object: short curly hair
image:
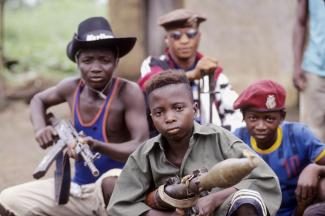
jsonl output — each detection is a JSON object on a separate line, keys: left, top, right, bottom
{"left": 144, "top": 70, "right": 193, "bottom": 100}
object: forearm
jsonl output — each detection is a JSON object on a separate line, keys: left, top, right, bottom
{"left": 185, "top": 69, "right": 197, "bottom": 81}
{"left": 29, "top": 94, "right": 48, "bottom": 132}
{"left": 312, "top": 163, "right": 325, "bottom": 177}
{"left": 209, "top": 187, "right": 237, "bottom": 209}
{"left": 293, "top": 0, "right": 308, "bottom": 72}
{"left": 92, "top": 139, "right": 145, "bottom": 162}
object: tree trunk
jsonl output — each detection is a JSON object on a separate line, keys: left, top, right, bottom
{"left": 0, "top": 0, "right": 7, "bottom": 111}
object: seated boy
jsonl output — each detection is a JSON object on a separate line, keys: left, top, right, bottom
{"left": 233, "top": 80, "right": 325, "bottom": 216}
{"left": 107, "top": 71, "right": 281, "bottom": 216}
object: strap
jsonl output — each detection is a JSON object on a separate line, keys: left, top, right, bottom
{"left": 157, "top": 185, "right": 198, "bottom": 209}
{"left": 54, "top": 152, "right": 71, "bottom": 205}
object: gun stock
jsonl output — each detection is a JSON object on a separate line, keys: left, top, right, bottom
{"left": 33, "top": 139, "right": 67, "bottom": 179}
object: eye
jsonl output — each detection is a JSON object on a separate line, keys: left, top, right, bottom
{"left": 247, "top": 115, "right": 257, "bottom": 122}
{"left": 81, "top": 58, "right": 92, "bottom": 64}
{"left": 186, "top": 29, "right": 198, "bottom": 39}
{"left": 100, "top": 57, "right": 113, "bottom": 64}
{"left": 152, "top": 110, "right": 163, "bottom": 118}
{"left": 175, "top": 104, "right": 184, "bottom": 112}
{"left": 169, "top": 31, "right": 182, "bottom": 40}
{"left": 265, "top": 116, "right": 276, "bottom": 123}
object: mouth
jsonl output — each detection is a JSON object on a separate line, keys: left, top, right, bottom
{"left": 166, "top": 127, "right": 180, "bottom": 134}
{"left": 178, "top": 47, "right": 192, "bottom": 52}
{"left": 253, "top": 133, "right": 268, "bottom": 140}
{"left": 89, "top": 76, "right": 104, "bottom": 83}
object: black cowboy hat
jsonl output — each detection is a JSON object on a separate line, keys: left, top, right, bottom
{"left": 66, "top": 16, "right": 136, "bottom": 62}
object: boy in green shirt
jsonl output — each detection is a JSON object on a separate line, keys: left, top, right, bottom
{"left": 107, "top": 71, "right": 281, "bottom": 216}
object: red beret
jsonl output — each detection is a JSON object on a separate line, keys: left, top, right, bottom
{"left": 234, "top": 80, "right": 286, "bottom": 111}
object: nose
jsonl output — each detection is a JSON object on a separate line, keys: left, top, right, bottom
{"left": 164, "top": 111, "right": 176, "bottom": 124}
{"left": 90, "top": 61, "right": 102, "bottom": 73}
{"left": 179, "top": 33, "right": 190, "bottom": 43}
{"left": 255, "top": 120, "right": 267, "bottom": 130}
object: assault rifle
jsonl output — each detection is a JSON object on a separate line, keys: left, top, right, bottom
{"left": 32, "top": 113, "right": 100, "bottom": 204}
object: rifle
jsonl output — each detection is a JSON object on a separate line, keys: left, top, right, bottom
{"left": 32, "top": 112, "right": 100, "bottom": 204}
{"left": 145, "top": 150, "right": 260, "bottom": 215}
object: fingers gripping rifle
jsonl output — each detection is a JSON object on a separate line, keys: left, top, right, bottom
{"left": 33, "top": 113, "right": 100, "bottom": 179}
{"left": 145, "top": 150, "right": 261, "bottom": 215}
{"left": 32, "top": 113, "right": 100, "bottom": 204}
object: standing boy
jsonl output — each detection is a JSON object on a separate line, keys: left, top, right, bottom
{"left": 108, "top": 71, "right": 281, "bottom": 216}
{"left": 233, "top": 80, "right": 325, "bottom": 216}
{"left": 0, "top": 17, "right": 149, "bottom": 215}
{"left": 138, "top": 9, "right": 243, "bottom": 135}
{"left": 293, "top": 0, "right": 325, "bottom": 143}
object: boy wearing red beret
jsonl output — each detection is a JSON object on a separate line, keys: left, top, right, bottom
{"left": 233, "top": 80, "right": 325, "bottom": 216}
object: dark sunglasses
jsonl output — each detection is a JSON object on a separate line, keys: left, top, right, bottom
{"left": 169, "top": 28, "right": 199, "bottom": 40}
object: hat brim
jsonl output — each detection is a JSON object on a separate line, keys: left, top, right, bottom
{"left": 67, "top": 37, "right": 136, "bottom": 62}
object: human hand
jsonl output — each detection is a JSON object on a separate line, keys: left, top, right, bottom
{"left": 173, "top": 208, "right": 185, "bottom": 216}
{"left": 293, "top": 68, "right": 307, "bottom": 91}
{"left": 35, "top": 126, "right": 57, "bottom": 149}
{"left": 67, "top": 133, "right": 96, "bottom": 160}
{"left": 295, "top": 164, "right": 319, "bottom": 203}
{"left": 189, "top": 56, "right": 218, "bottom": 80}
{"left": 191, "top": 193, "right": 219, "bottom": 216}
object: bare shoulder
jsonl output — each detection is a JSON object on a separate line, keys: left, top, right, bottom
{"left": 55, "top": 76, "right": 80, "bottom": 97}
{"left": 117, "top": 77, "right": 142, "bottom": 95}
{"left": 116, "top": 77, "right": 144, "bottom": 103}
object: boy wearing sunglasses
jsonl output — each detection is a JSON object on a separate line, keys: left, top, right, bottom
{"left": 138, "top": 9, "right": 244, "bottom": 137}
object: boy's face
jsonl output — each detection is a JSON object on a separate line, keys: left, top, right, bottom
{"left": 149, "top": 84, "right": 197, "bottom": 142}
{"left": 244, "top": 111, "right": 284, "bottom": 145}
{"left": 165, "top": 27, "right": 200, "bottom": 60}
{"left": 77, "top": 48, "right": 117, "bottom": 90}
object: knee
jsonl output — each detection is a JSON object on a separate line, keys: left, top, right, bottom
{"left": 303, "top": 203, "right": 325, "bottom": 216}
{"left": 234, "top": 204, "right": 258, "bottom": 216}
{"left": 101, "top": 176, "right": 118, "bottom": 205}
{"left": 0, "top": 187, "right": 17, "bottom": 215}
{"left": 0, "top": 188, "right": 16, "bottom": 207}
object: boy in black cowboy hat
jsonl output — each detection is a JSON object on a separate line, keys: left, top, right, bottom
{"left": 138, "top": 8, "right": 244, "bottom": 137}
{"left": 0, "top": 16, "right": 149, "bottom": 215}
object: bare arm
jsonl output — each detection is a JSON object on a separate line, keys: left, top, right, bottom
{"left": 30, "top": 77, "right": 77, "bottom": 148}
{"left": 293, "top": 0, "right": 308, "bottom": 90}
{"left": 87, "top": 81, "right": 149, "bottom": 162}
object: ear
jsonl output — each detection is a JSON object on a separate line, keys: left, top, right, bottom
{"left": 193, "top": 102, "right": 198, "bottom": 118}
{"left": 115, "top": 58, "right": 119, "bottom": 66}
{"left": 280, "top": 110, "right": 286, "bottom": 122}
{"left": 164, "top": 35, "right": 169, "bottom": 47}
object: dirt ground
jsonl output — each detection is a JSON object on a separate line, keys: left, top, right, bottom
{"left": 0, "top": 101, "right": 299, "bottom": 192}
{"left": 0, "top": 101, "right": 70, "bottom": 191}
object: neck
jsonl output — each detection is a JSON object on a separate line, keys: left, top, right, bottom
{"left": 84, "top": 79, "right": 112, "bottom": 100}
{"left": 166, "top": 132, "right": 191, "bottom": 156}
{"left": 256, "top": 133, "right": 277, "bottom": 150}
{"left": 170, "top": 52, "right": 196, "bottom": 70}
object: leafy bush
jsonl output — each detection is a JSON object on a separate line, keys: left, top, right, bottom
{"left": 4, "top": 0, "right": 107, "bottom": 78}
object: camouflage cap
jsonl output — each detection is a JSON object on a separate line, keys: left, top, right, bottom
{"left": 158, "top": 8, "right": 206, "bottom": 29}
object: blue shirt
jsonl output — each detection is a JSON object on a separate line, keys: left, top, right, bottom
{"left": 234, "top": 121, "right": 325, "bottom": 216}
{"left": 72, "top": 78, "right": 124, "bottom": 185}
{"left": 302, "top": 0, "right": 325, "bottom": 76}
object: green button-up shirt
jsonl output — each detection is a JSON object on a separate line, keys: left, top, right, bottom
{"left": 107, "top": 122, "right": 281, "bottom": 216}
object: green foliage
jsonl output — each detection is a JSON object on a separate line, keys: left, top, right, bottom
{"left": 4, "top": 0, "right": 107, "bottom": 78}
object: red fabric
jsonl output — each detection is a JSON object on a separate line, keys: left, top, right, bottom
{"left": 233, "top": 80, "right": 286, "bottom": 111}
{"left": 138, "top": 66, "right": 163, "bottom": 90}
{"left": 137, "top": 51, "right": 223, "bottom": 91}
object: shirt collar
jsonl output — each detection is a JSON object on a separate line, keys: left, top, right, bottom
{"left": 148, "top": 122, "right": 217, "bottom": 152}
